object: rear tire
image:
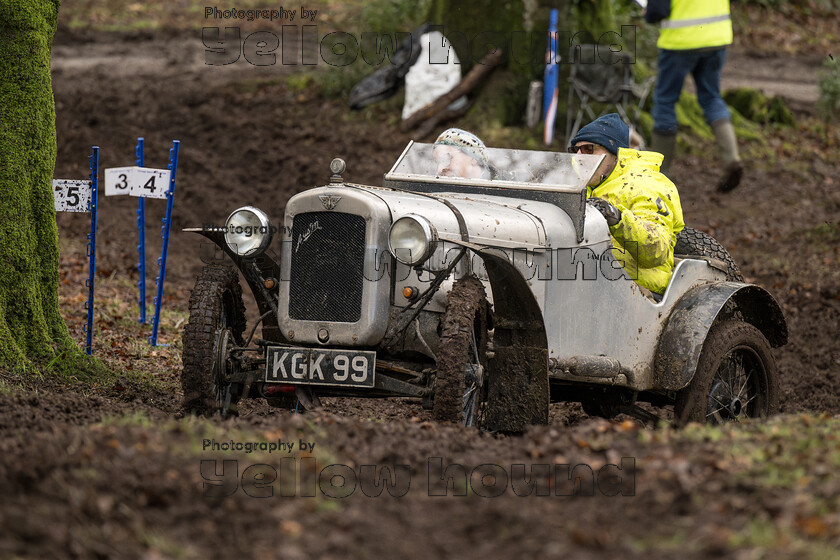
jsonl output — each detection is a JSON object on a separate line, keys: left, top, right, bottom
{"left": 674, "top": 320, "right": 778, "bottom": 425}
{"left": 675, "top": 226, "right": 744, "bottom": 282}
{"left": 181, "top": 265, "right": 247, "bottom": 415}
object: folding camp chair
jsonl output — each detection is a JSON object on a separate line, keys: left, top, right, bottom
{"left": 565, "top": 43, "right": 654, "bottom": 149}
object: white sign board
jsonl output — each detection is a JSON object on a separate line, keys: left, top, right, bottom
{"left": 133, "top": 167, "right": 170, "bottom": 199}
{"left": 104, "top": 166, "right": 171, "bottom": 199}
{"left": 104, "top": 166, "right": 135, "bottom": 197}
{"left": 53, "top": 179, "right": 92, "bottom": 212}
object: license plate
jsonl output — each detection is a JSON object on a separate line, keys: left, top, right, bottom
{"left": 265, "top": 347, "right": 376, "bottom": 388}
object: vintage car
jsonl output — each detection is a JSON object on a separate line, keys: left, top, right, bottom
{"left": 181, "top": 142, "right": 787, "bottom": 431}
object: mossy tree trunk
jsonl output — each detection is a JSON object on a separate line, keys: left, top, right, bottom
{"left": 425, "top": 0, "right": 616, "bottom": 125}
{"left": 0, "top": 0, "right": 72, "bottom": 369}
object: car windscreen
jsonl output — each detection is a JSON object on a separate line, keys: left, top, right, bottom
{"left": 384, "top": 141, "right": 603, "bottom": 192}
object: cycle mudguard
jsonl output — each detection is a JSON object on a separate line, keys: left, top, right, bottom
{"left": 654, "top": 282, "right": 788, "bottom": 391}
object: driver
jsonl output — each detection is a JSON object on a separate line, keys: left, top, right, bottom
{"left": 433, "top": 128, "right": 491, "bottom": 180}
{"left": 569, "top": 113, "right": 685, "bottom": 296}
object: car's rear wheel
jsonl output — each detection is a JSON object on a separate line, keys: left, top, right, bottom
{"left": 674, "top": 320, "right": 779, "bottom": 425}
{"left": 433, "top": 276, "right": 490, "bottom": 427}
{"left": 181, "top": 264, "right": 247, "bottom": 417}
{"left": 675, "top": 226, "right": 744, "bottom": 282}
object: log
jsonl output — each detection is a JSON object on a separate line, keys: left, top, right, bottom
{"left": 414, "top": 100, "right": 474, "bottom": 139}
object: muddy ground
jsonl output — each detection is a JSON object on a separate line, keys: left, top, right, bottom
{"left": 2, "top": 5, "right": 840, "bottom": 559}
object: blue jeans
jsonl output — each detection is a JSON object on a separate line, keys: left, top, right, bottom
{"left": 652, "top": 48, "right": 731, "bottom": 135}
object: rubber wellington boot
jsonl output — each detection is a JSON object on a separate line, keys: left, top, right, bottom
{"left": 712, "top": 118, "right": 744, "bottom": 192}
{"left": 650, "top": 131, "right": 677, "bottom": 177}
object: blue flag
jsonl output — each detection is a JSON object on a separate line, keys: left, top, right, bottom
{"left": 543, "top": 9, "right": 560, "bottom": 145}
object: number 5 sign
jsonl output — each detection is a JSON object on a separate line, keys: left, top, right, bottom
{"left": 53, "top": 146, "right": 100, "bottom": 355}
{"left": 53, "top": 179, "right": 92, "bottom": 212}
{"left": 104, "top": 166, "right": 171, "bottom": 199}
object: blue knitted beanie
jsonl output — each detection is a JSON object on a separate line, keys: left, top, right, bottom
{"left": 569, "top": 113, "right": 630, "bottom": 155}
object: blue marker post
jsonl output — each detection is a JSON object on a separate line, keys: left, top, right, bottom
{"left": 83, "top": 147, "right": 100, "bottom": 355}
{"left": 136, "top": 138, "right": 147, "bottom": 324}
{"left": 149, "top": 140, "right": 179, "bottom": 347}
{"left": 543, "top": 9, "right": 559, "bottom": 145}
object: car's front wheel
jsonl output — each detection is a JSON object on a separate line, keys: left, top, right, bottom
{"left": 674, "top": 320, "right": 779, "bottom": 425}
{"left": 181, "top": 264, "right": 247, "bottom": 417}
{"left": 433, "top": 276, "right": 491, "bottom": 427}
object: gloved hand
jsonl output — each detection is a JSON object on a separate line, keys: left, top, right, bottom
{"left": 587, "top": 197, "right": 622, "bottom": 226}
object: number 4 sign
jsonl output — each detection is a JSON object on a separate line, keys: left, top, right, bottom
{"left": 136, "top": 168, "right": 169, "bottom": 198}
{"left": 104, "top": 166, "right": 171, "bottom": 199}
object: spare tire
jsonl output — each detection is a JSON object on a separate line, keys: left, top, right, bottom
{"left": 674, "top": 226, "right": 744, "bottom": 282}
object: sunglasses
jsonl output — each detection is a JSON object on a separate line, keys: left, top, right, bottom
{"left": 568, "top": 144, "right": 597, "bottom": 155}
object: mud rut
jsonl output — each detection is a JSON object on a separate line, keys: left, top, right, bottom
{"left": 2, "top": 30, "right": 837, "bottom": 558}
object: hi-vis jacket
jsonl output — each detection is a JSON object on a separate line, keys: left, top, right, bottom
{"left": 588, "top": 148, "right": 685, "bottom": 295}
{"left": 646, "top": 0, "right": 733, "bottom": 51}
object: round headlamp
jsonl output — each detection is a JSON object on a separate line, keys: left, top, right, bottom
{"left": 224, "top": 206, "right": 273, "bottom": 256}
{"left": 388, "top": 215, "right": 437, "bottom": 266}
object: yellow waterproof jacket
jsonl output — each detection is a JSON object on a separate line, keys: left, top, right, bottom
{"left": 588, "top": 148, "right": 685, "bottom": 294}
{"left": 658, "top": 0, "right": 733, "bottom": 51}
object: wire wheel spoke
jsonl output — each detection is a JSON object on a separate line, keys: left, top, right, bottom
{"left": 706, "top": 406, "right": 726, "bottom": 419}
{"left": 725, "top": 354, "right": 741, "bottom": 399}
{"left": 740, "top": 392, "right": 758, "bottom": 416}
{"left": 708, "top": 346, "right": 766, "bottom": 422}
{"left": 706, "top": 392, "right": 729, "bottom": 417}
{"left": 462, "top": 329, "right": 483, "bottom": 427}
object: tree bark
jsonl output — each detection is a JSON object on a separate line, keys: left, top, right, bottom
{"left": 424, "top": 0, "right": 616, "bottom": 74}
{"left": 0, "top": 0, "right": 72, "bottom": 369}
{"left": 424, "top": 0, "right": 618, "bottom": 126}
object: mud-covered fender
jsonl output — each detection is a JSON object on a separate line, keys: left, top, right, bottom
{"left": 184, "top": 228, "right": 284, "bottom": 341}
{"left": 465, "top": 243, "right": 549, "bottom": 431}
{"left": 654, "top": 282, "right": 788, "bottom": 391}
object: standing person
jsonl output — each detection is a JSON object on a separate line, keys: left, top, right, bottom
{"left": 645, "top": 0, "right": 743, "bottom": 192}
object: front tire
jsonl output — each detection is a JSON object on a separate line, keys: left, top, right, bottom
{"left": 181, "top": 265, "right": 247, "bottom": 416}
{"left": 674, "top": 320, "right": 779, "bottom": 425}
{"left": 433, "top": 277, "right": 490, "bottom": 427}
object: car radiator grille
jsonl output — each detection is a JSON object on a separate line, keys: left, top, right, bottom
{"left": 289, "top": 211, "right": 366, "bottom": 323}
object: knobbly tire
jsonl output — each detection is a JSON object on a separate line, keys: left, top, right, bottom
{"left": 181, "top": 264, "right": 247, "bottom": 416}
{"left": 433, "top": 276, "right": 490, "bottom": 427}
{"left": 674, "top": 320, "right": 779, "bottom": 425}
{"left": 675, "top": 226, "right": 744, "bottom": 282}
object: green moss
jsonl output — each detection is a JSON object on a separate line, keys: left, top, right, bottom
{"left": 468, "top": 70, "right": 533, "bottom": 127}
{"left": 723, "top": 87, "right": 796, "bottom": 127}
{"left": 570, "top": 0, "right": 617, "bottom": 41}
{"left": 286, "top": 73, "right": 315, "bottom": 92}
{"left": 0, "top": 0, "right": 75, "bottom": 370}
{"left": 818, "top": 54, "right": 840, "bottom": 122}
{"left": 427, "top": 0, "right": 527, "bottom": 71}
{"left": 361, "top": 0, "right": 431, "bottom": 34}
{"left": 674, "top": 92, "right": 714, "bottom": 140}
